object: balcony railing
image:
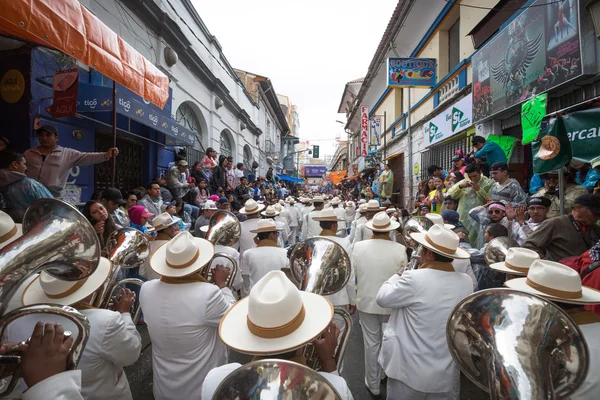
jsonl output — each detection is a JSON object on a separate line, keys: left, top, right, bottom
{"left": 438, "top": 75, "right": 459, "bottom": 105}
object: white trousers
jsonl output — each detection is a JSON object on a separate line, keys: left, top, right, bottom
{"left": 289, "top": 226, "right": 298, "bottom": 245}
{"left": 358, "top": 311, "right": 389, "bottom": 393}
{"left": 387, "top": 378, "right": 458, "bottom": 400}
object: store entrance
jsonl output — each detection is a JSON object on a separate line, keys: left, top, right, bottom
{"left": 389, "top": 153, "right": 405, "bottom": 207}
{"left": 94, "top": 130, "right": 144, "bottom": 194}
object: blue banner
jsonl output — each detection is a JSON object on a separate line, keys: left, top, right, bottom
{"left": 304, "top": 165, "right": 326, "bottom": 177}
{"left": 387, "top": 58, "right": 436, "bottom": 88}
{"left": 76, "top": 83, "right": 195, "bottom": 146}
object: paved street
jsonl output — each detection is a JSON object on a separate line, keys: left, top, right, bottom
{"left": 126, "top": 313, "right": 487, "bottom": 399}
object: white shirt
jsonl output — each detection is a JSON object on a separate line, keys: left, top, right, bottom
{"left": 234, "top": 169, "right": 244, "bottom": 185}
{"left": 351, "top": 223, "right": 396, "bottom": 248}
{"left": 452, "top": 258, "right": 478, "bottom": 291}
{"left": 347, "top": 216, "right": 366, "bottom": 244}
{"left": 142, "top": 239, "right": 168, "bottom": 281}
{"left": 139, "top": 280, "right": 236, "bottom": 400}
{"left": 353, "top": 239, "right": 407, "bottom": 315}
{"left": 376, "top": 267, "right": 473, "bottom": 393}
{"left": 572, "top": 321, "right": 600, "bottom": 399}
{"left": 201, "top": 363, "right": 354, "bottom": 400}
{"left": 333, "top": 206, "right": 347, "bottom": 231}
{"left": 22, "top": 371, "right": 83, "bottom": 400}
{"left": 214, "top": 244, "right": 242, "bottom": 290}
{"left": 243, "top": 244, "right": 289, "bottom": 291}
{"left": 239, "top": 217, "right": 261, "bottom": 276}
{"left": 315, "top": 235, "right": 356, "bottom": 307}
{"left": 302, "top": 210, "right": 323, "bottom": 240}
{"left": 285, "top": 205, "right": 301, "bottom": 227}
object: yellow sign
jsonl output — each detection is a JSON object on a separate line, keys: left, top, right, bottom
{"left": 413, "top": 162, "right": 419, "bottom": 175}
{"left": 1, "top": 70, "right": 25, "bottom": 104}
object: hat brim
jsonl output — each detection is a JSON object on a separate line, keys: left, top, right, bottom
{"left": 239, "top": 203, "right": 266, "bottom": 215}
{"left": 1, "top": 223, "right": 23, "bottom": 247}
{"left": 261, "top": 211, "right": 281, "bottom": 217}
{"left": 22, "top": 258, "right": 112, "bottom": 306}
{"left": 249, "top": 226, "right": 284, "bottom": 233}
{"left": 364, "top": 219, "right": 400, "bottom": 232}
{"left": 142, "top": 212, "right": 155, "bottom": 219}
{"left": 409, "top": 232, "right": 470, "bottom": 259}
{"left": 219, "top": 293, "right": 333, "bottom": 355}
{"left": 154, "top": 218, "right": 178, "bottom": 231}
{"left": 505, "top": 278, "right": 600, "bottom": 305}
{"left": 444, "top": 223, "right": 455, "bottom": 230}
{"left": 312, "top": 216, "right": 344, "bottom": 222}
{"left": 489, "top": 262, "right": 528, "bottom": 276}
{"left": 150, "top": 237, "right": 215, "bottom": 277}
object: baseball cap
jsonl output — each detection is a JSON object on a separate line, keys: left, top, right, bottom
{"left": 209, "top": 195, "right": 220, "bottom": 202}
{"left": 141, "top": 208, "right": 154, "bottom": 219}
{"left": 527, "top": 196, "right": 551, "bottom": 208}
{"left": 575, "top": 194, "right": 600, "bottom": 214}
{"left": 490, "top": 162, "right": 510, "bottom": 171}
{"left": 452, "top": 155, "right": 463, "bottom": 162}
{"left": 218, "top": 197, "right": 229, "bottom": 204}
{"left": 101, "top": 188, "right": 125, "bottom": 205}
{"left": 177, "top": 160, "right": 189, "bottom": 167}
{"left": 36, "top": 125, "right": 58, "bottom": 136}
{"left": 441, "top": 210, "right": 460, "bottom": 225}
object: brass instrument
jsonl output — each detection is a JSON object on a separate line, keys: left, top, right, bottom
{"left": 403, "top": 217, "right": 434, "bottom": 271}
{"left": 200, "top": 253, "right": 239, "bottom": 289}
{"left": 447, "top": 288, "right": 589, "bottom": 399}
{"left": 0, "top": 199, "right": 99, "bottom": 395}
{"left": 288, "top": 238, "right": 352, "bottom": 370}
{"left": 202, "top": 211, "right": 241, "bottom": 289}
{"left": 484, "top": 237, "right": 519, "bottom": 266}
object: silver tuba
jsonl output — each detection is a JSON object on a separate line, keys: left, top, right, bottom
{"left": 201, "top": 211, "right": 241, "bottom": 289}
{"left": 288, "top": 238, "right": 352, "bottom": 371}
{"left": 402, "top": 217, "right": 434, "bottom": 270}
{"left": 0, "top": 199, "right": 99, "bottom": 394}
{"left": 484, "top": 237, "right": 520, "bottom": 266}
{"left": 446, "top": 288, "right": 589, "bottom": 399}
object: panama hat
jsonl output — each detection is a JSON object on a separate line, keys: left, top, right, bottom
{"left": 150, "top": 231, "right": 215, "bottom": 278}
{"left": 250, "top": 219, "right": 283, "bottom": 234}
{"left": 203, "top": 200, "right": 218, "bottom": 211}
{"left": 425, "top": 213, "right": 455, "bottom": 230}
{"left": 346, "top": 201, "right": 355, "bottom": 208}
{"left": 358, "top": 203, "right": 368, "bottom": 214}
{"left": 289, "top": 198, "right": 296, "bottom": 204}
{"left": 239, "top": 199, "right": 266, "bottom": 215}
{"left": 0, "top": 211, "right": 23, "bottom": 248}
{"left": 505, "top": 260, "right": 600, "bottom": 304}
{"left": 313, "top": 209, "right": 343, "bottom": 222}
{"left": 410, "top": 224, "right": 470, "bottom": 259}
{"left": 365, "top": 211, "right": 400, "bottom": 232}
{"left": 311, "top": 195, "right": 325, "bottom": 203}
{"left": 274, "top": 204, "right": 283, "bottom": 212}
{"left": 22, "top": 257, "right": 112, "bottom": 306}
{"left": 330, "top": 197, "right": 341, "bottom": 205}
{"left": 219, "top": 270, "right": 333, "bottom": 355}
{"left": 261, "top": 206, "right": 280, "bottom": 217}
{"left": 151, "top": 212, "right": 179, "bottom": 232}
{"left": 489, "top": 248, "right": 540, "bottom": 276}
{"left": 365, "top": 199, "right": 385, "bottom": 212}
{"left": 358, "top": 199, "right": 367, "bottom": 205}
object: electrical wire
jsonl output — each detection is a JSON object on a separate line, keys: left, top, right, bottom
{"left": 444, "top": 0, "right": 564, "bottom": 11}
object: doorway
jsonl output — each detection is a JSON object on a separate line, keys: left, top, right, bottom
{"left": 95, "top": 130, "right": 144, "bottom": 194}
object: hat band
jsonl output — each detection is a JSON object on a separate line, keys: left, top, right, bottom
{"left": 153, "top": 222, "right": 172, "bottom": 231}
{"left": 254, "top": 227, "right": 278, "bottom": 233}
{"left": 505, "top": 261, "right": 529, "bottom": 273}
{"left": 245, "top": 205, "right": 259, "bottom": 213}
{"left": 0, "top": 225, "right": 18, "bottom": 244}
{"left": 424, "top": 235, "right": 456, "bottom": 254}
{"left": 372, "top": 221, "right": 391, "bottom": 229}
{"left": 166, "top": 249, "right": 200, "bottom": 269}
{"left": 247, "top": 305, "right": 306, "bottom": 339}
{"left": 526, "top": 278, "right": 582, "bottom": 299}
{"left": 45, "top": 278, "right": 89, "bottom": 299}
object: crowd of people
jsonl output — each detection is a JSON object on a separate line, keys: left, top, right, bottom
{"left": 0, "top": 128, "right": 599, "bottom": 399}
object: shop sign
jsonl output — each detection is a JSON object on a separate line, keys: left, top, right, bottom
{"left": 472, "top": 0, "right": 583, "bottom": 123}
{"left": 46, "top": 68, "right": 79, "bottom": 118}
{"left": 423, "top": 93, "right": 473, "bottom": 147}
{"left": 360, "top": 105, "right": 369, "bottom": 156}
{"left": 370, "top": 116, "right": 381, "bottom": 146}
{"left": 387, "top": 58, "right": 436, "bottom": 88}
{"left": 1, "top": 69, "right": 25, "bottom": 104}
{"left": 304, "top": 165, "right": 327, "bottom": 177}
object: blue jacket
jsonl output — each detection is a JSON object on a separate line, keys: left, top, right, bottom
{"left": 0, "top": 170, "right": 53, "bottom": 220}
{"left": 474, "top": 141, "right": 507, "bottom": 167}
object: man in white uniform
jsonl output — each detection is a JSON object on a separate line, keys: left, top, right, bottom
{"left": 141, "top": 212, "right": 180, "bottom": 280}
{"left": 238, "top": 199, "right": 266, "bottom": 296}
{"left": 377, "top": 224, "right": 473, "bottom": 399}
{"left": 286, "top": 198, "right": 301, "bottom": 245}
{"left": 348, "top": 204, "right": 367, "bottom": 244}
{"left": 345, "top": 201, "right": 356, "bottom": 234}
{"left": 243, "top": 219, "right": 288, "bottom": 291}
{"left": 352, "top": 199, "right": 388, "bottom": 247}
{"left": 139, "top": 232, "right": 235, "bottom": 400}
{"left": 353, "top": 212, "right": 407, "bottom": 397}
{"left": 202, "top": 270, "right": 354, "bottom": 399}
{"left": 330, "top": 197, "right": 347, "bottom": 237}
{"left": 302, "top": 195, "right": 325, "bottom": 240}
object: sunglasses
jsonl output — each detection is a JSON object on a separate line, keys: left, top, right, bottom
{"left": 488, "top": 209, "right": 504, "bottom": 215}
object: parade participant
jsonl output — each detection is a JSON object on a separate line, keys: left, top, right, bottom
{"left": 193, "top": 200, "right": 217, "bottom": 236}
{"left": 351, "top": 199, "right": 389, "bottom": 247}
{"left": 301, "top": 197, "right": 313, "bottom": 218}
{"left": 347, "top": 203, "right": 367, "bottom": 244}
{"left": 354, "top": 198, "right": 367, "bottom": 220}
{"left": 284, "top": 197, "right": 301, "bottom": 245}
{"left": 203, "top": 270, "right": 353, "bottom": 399}
{"left": 489, "top": 162, "right": 527, "bottom": 206}
{"left": 472, "top": 135, "right": 506, "bottom": 168}
{"left": 238, "top": 199, "right": 266, "bottom": 295}
{"left": 353, "top": 212, "right": 407, "bottom": 397}
{"left": 14, "top": 257, "right": 141, "bottom": 400}
{"left": 505, "top": 260, "right": 600, "bottom": 399}
{"left": 139, "top": 181, "right": 163, "bottom": 220}
{"left": 330, "top": 197, "right": 347, "bottom": 237}
{"left": 274, "top": 203, "right": 292, "bottom": 245}
{"left": 140, "top": 232, "right": 235, "bottom": 400}
{"left": 24, "top": 125, "right": 118, "bottom": 197}
{"left": 488, "top": 247, "right": 540, "bottom": 277}
{"left": 524, "top": 194, "right": 600, "bottom": 261}
{"left": 242, "top": 219, "right": 287, "bottom": 291}
{"left": 345, "top": 201, "right": 356, "bottom": 232}
{"left": 377, "top": 224, "right": 472, "bottom": 399}
{"left": 100, "top": 187, "right": 128, "bottom": 228}
{"left": 532, "top": 168, "right": 588, "bottom": 218}
{"left": 506, "top": 196, "right": 551, "bottom": 245}
{"left": 448, "top": 163, "right": 493, "bottom": 247}
{"left": 140, "top": 212, "right": 180, "bottom": 281}
{"left": 302, "top": 195, "right": 325, "bottom": 240}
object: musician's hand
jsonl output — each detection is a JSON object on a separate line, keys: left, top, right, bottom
{"left": 21, "top": 322, "right": 73, "bottom": 388}
{"left": 0, "top": 342, "right": 24, "bottom": 379}
{"left": 348, "top": 305, "right": 357, "bottom": 315}
{"left": 113, "top": 288, "right": 136, "bottom": 314}
{"left": 314, "top": 322, "right": 339, "bottom": 373}
{"left": 459, "top": 181, "right": 470, "bottom": 189}
{"left": 213, "top": 265, "right": 231, "bottom": 289}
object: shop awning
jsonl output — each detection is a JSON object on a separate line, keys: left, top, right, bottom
{"left": 0, "top": 0, "right": 169, "bottom": 108}
{"left": 277, "top": 174, "right": 304, "bottom": 183}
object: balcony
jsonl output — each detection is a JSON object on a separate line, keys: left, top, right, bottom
{"left": 438, "top": 75, "right": 460, "bottom": 106}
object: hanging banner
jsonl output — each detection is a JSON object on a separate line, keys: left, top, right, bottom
{"left": 423, "top": 93, "right": 473, "bottom": 147}
{"left": 472, "top": 0, "right": 583, "bottom": 123}
{"left": 558, "top": 108, "right": 600, "bottom": 163}
{"left": 521, "top": 93, "right": 547, "bottom": 144}
{"left": 360, "top": 105, "right": 369, "bottom": 156}
{"left": 46, "top": 67, "right": 79, "bottom": 118}
{"left": 533, "top": 117, "right": 572, "bottom": 174}
{"left": 370, "top": 117, "right": 381, "bottom": 146}
{"left": 330, "top": 170, "right": 347, "bottom": 185}
{"left": 487, "top": 135, "right": 517, "bottom": 162}
{"left": 304, "top": 165, "right": 327, "bottom": 177}
{"left": 387, "top": 58, "right": 436, "bottom": 87}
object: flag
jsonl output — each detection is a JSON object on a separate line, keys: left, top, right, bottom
{"left": 532, "top": 117, "right": 572, "bottom": 174}
{"left": 521, "top": 93, "right": 547, "bottom": 145}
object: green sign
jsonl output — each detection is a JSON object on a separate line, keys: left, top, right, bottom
{"left": 487, "top": 135, "right": 517, "bottom": 162}
{"left": 532, "top": 117, "right": 572, "bottom": 174}
{"left": 521, "top": 93, "right": 547, "bottom": 145}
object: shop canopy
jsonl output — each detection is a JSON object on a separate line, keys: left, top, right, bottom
{"left": 0, "top": 0, "right": 169, "bottom": 108}
{"left": 277, "top": 174, "right": 304, "bottom": 183}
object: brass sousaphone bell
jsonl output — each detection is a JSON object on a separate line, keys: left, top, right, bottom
{"left": 201, "top": 210, "right": 241, "bottom": 288}
{"left": 403, "top": 216, "right": 434, "bottom": 270}
{"left": 484, "top": 236, "right": 520, "bottom": 266}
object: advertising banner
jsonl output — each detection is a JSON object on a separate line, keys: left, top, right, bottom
{"left": 360, "top": 105, "right": 369, "bottom": 156}
{"left": 472, "top": 0, "right": 582, "bottom": 123}
{"left": 423, "top": 93, "right": 473, "bottom": 147}
{"left": 387, "top": 58, "right": 436, "bottom": 87}
{"left": 370, "top": 117, "right": 381, "bottom": 146}
{"left": 46, "top": 68, "right": 79, "bottom": 118}
{"left": 304, "top": 165, "right": 327, "bottom": 177}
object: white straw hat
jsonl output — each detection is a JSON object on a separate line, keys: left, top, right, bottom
{"left": 261, "top": 206, "right": 280, "bottom": 217}
{"left": 365, "top": 199, "right": 385, "bottom": 212}
{"left": 239, "top": 199, "right": 266, "bottom": 215}
{"left": 505, "top": 260, "right": 600, "bottom": 304}
{"left": 151, "top": 212, "right": 179, "bottom": 231}
{"left": 358, "top": 203, "right": 368, "bottom": 213}
{"left": 359, "top": 199, "right": 367, "bottom": 205}
{"left": 274, "top": 204, "right": 283, "bottom": 212}
{"left": 278, "top": 199, "right": 285, "bottom": 206}
{"left": 22, "top": 258, "right": 112, "bottom": 306}
{"left": 365, "top": 211, "right": 400, "bottom": 232}
{"left": 289, "top": 198, "right": 296, "bottom": 204}
{"left": 489, "top": 248, "right": 540, "bottom": 276}
{"left": 346, "top": 201, "right": 355, "bottom": 208}
{"left": 410, "top": 224, "right": 470, "bottom": 259}
{"left": 425, "top": 213, "right": 455, "bottom": 230}
{"left": 203, "top": 201, "right": 218, "bottom": 211}
{"left": 250, "top": 219, "right": 283, "bottom": 234}
{"left": 219, "top": 270, "right": 333, "bottom": 355}
{"left": 330, "top": 197, "right": 341, "bottom": 205}
{"left": 311, "top": 196, "right": 325, "bottom": 203}
{"left": 313, "top": 209, "right": 343, "bottom": 222}
{"left": 0, "top": 211, "right": 23, "bottom": 248}
{"left": 150, "top": 231, "right": 215, "bottom": 277}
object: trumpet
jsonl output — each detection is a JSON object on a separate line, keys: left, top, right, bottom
{"left": 402, "top": 217, "right": 434, "bottom": 271}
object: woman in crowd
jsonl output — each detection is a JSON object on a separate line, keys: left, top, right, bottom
{"left": 201, "top": 147, "right": 218, "bottom": 180}
{"left": 379, "top": 164, "right": 394, "bottom": 201}
{"left": 426, "top": 176, "right": 447, "bottom": 214}
{"left": 82, "top": 201, "right": 118, "bottom": 255}
{"left": 128, "top": 205, "right": 154, "bottom": 234}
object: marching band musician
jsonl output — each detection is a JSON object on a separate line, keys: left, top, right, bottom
{"left": 238, "top": 199, "right": 266, "bottom": 296}
{"left": 302, "top": 195, "right": 325, "bottom": 240}
{"left": 347, "top": 203, "right": 367, "bottom": 244}
{"left": 140, "top": 212, "right": 180, "bottom": 281}
{"left": 345, "top": 201, "right": 356, "bottom": 233}
{"left": 330, "top": 197, "right": 347, "bottom": 237}
{"left": 12, "top": 257, "right": 142, "bottom": 400}
{"left": 261, "top": 205, "right": 287, "bottom": 248}
{"left": 353, "top": 211, "right": 407, "bottom": 397}
{"left": 285, "top": 197, "right": 301, "bottom": 245}
{"left": 202, "top": 270, "right": 354, "bottom": 399}
{"left": 242, "top": 219, "right": 287, "bottom": 291}
{"left": 376, "top": 224, "right": 473, "bottom": 399}
{"left": 199, "top": 224, "right": 243, "bottom": 293}
{"left": 351, "top": 200, "right": 391, "bottom": 247}
{"left": 139, "top": 232, "right": 235, "bottom": 400}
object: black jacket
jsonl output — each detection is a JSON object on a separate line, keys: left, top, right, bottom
{"left": 210, "top": 166, "right": 228, "bottom": 193}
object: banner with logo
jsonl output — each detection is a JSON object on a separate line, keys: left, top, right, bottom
{"left": 533, "top": 117, "right": 571, "bottom": 174}
{"left": 370, "top": 117, "right": 381, "bottom": 146}
{"left": 360, "top": 105, "right": 369, "bottom": 156}
{"left": 387, "top": 58, "right": 436, "bottom": 88}
{"left": 423, "top": 93, "right": 473, "bottom": 147}
{"left": 46, "top": 68, "right": 79, "bottom": 118}
{"left": 304, "top": 165, "right": 327, "bottom": 177}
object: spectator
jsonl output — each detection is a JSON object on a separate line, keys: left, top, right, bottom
{"left": 201, "top": 147, "right": 218, "bottom": 180}
{"left": 419, "top": 205, "right": 430, "bottom": 216}
{"left": 231, "top": 200, "right": 248, "bottom": 222}
{"left": 426, "top": 176, "right": 446, "bottom": 214}
{"left": 0, "top": 150, "right": 52, "bottom": 221}
{"left": 155, "top": 177, "right": 174, "bottom": 203}
{"left": 532, "top": 168, "right": 588, "bottom": 218}
{"left": 471, "top": 223, "right": 509, "bottom": 289}
{"left": 210, "top": 155, "right": 229, "bottom": 194}
{"left": 226, "top": 156, "right": 236, "bottom": 189}
{"left": 82, "top": 201, "right": 118, "bottom": 253}
{"left": 469, "top": 201, "right": 509, "bottom": 249}
{"left": 166, "top": 160, "right": 195, "bottom": 200}
{"left": 234, "top": 163, "right": 245, "bottom": 186}
{"left": 24, "top": 125, "right": 118, "bottom": 197}
{"left": 450, "top": 155, "right": 466, "bottom": 175}
{"left": 443, "top": 196, "right": 458, "bottom": 211}
{"left": 172, "top": 199, "right": 191, "bottom": 231}
{"left": 193, "top": 200, "right": 218, "bottom": 237}
{"left": 506, "top": 196, "right": 551, "bottom": 245}
{"left": 100, "top": 188, "right": 128, "bottom": 228}
{"left": 0, "top": 137, "right": 9, "bottom": 151}
{"left": 489, "top": 162, "right": 527, "bottom": 206}
{"left": 128, "top": 206, "right": 154, "bottom": 233}
{"left": 442, "top": 209, "right": 469, "bottom": 240}
{"left": 379, "top": 163, "right": 394, "bottom": 201}
{"left": 190, "top": 162, "right": 206, "bottom": 184}
{"left": 195, "top": 177, "right": 210, "bottom": 209}
{"left": 472, "top": 135, "right": 506, "bottom": 169}
{"left": 266, "top": 167, "right": 274, "bottom": 182}
{"left": 446, "top": 171, "right": 464, "bottom": 189}
{"left": 217, "top": 197, "right": 230, "bottom": 211}
{"left": 124, "top": 192, "right": 138, "bottom": 211}
{"left": 139, "top": 181, "right": 163, "bottom": 220}
{"left": 427, "top": 164, "right": 448, "bottom": 180}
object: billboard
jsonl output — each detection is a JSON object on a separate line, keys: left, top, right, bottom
{"left": 387, "top": 58, "right": 436, "bottom": 88}
{"left": 370, "top": 117, "right": 381, "bottom": 146}
{"left": 423, "top": 93, "right": 473, "bottom": 147}
{"left": 360, "top": 105, "right": 369, "bottom": 156}
{"left": 472, "top": 0, "right": 582, "bottom": 123}
{"left": 304, "top": 165, "right": 327, "bottom": 177}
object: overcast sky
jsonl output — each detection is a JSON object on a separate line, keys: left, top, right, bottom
{"left": 192, "top": 0, "right": 398, "bottom": 158}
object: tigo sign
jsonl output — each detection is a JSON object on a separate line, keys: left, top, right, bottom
{"left": 423, "top": 93, "right": 473, "bottom": 146}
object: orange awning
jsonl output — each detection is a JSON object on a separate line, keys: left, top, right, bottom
{"left": 0, "top": 0, "right": 169, "bottom": 109}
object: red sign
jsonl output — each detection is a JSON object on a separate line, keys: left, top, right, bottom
{"left": 360, "top": 105, "right": 369, "bottom": 156}
{"left": 46, "top": 67, "right": 79, "bottom": 118}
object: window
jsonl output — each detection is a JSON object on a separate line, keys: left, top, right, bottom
{"left": 176, "top": 103, "right": 202, "bottom": 144}
{"left": 243, "top": 145, "right": 253, "bottom": 171}
{"left": 448, "top": 19, "right": 460, "bottom": 72}
{"left": 220, "top": 132, "right": 232, "bottom": 158}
